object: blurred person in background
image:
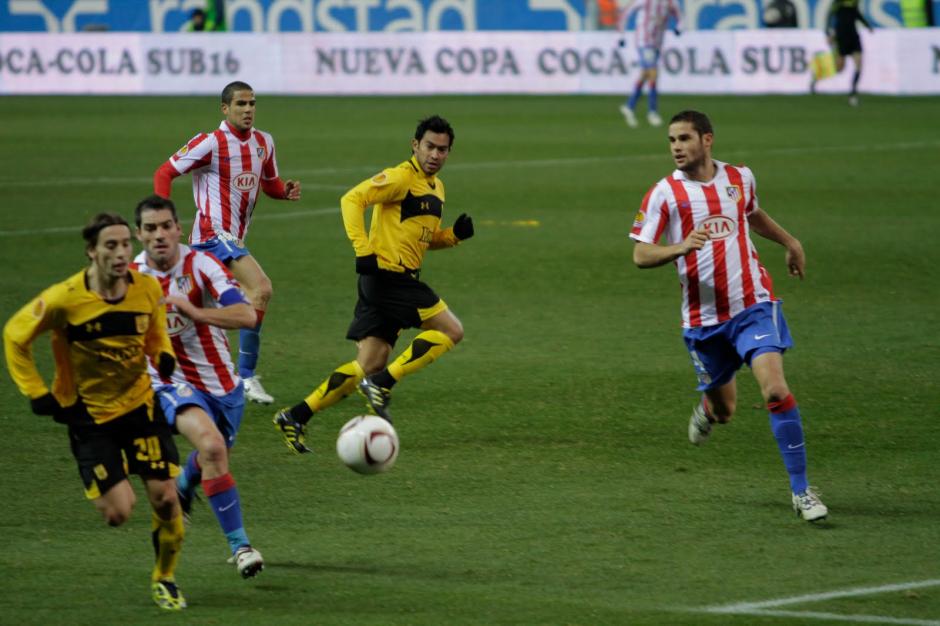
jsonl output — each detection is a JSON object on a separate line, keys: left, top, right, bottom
{"left": 616, "top": 0, "right": 682, "bottom": 128}
{"left": 810, "top": 0, "right": 873, "bottom": 106}
{"left": 763, "top": 0, "right": 798, "bottom": 27}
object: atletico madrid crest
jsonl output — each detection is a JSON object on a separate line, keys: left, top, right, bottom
{"left": 726, "top": 185, "right": 742, "bottom": 202}
{"left": 257, "top": 146, "right": 265, "bottom": 159}
{"left": 175, "top": 274, "right": 194, "bottom": 295}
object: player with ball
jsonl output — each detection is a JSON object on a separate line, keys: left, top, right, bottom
{"left": 274, "top": 115, "right": 473, "bottom": 463}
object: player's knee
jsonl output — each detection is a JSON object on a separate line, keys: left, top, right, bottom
{"left": 101, "top": 502, "right": 133, "bottom": 527}
{"left": 199, "top": 433, "right": 228, "bottom": 471}
{"left": 444, "top": 320, "right": 464, "bottom": 345}
{"left": 361, "top": 354, "right": 388, "bottom": 375}
{"left": 256, "top": 275, "right": 273, "bottom": 304}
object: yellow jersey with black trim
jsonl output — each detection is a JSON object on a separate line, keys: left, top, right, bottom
{"left": 341, "top": 155, "right": 460, "bottom": 273}
{"left": 3, "top": 269, "right": 173, "bottom": 424}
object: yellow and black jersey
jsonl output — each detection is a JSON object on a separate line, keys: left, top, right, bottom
{"left": 3, "top": 268, "right": 173, "bottom": 424}
{"left": 341, "top": 155, "right": 460, "bottom": 273}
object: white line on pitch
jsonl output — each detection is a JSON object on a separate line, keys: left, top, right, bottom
{"left": 725, "top": 609, "right": 940, "bottom": 626}
{"left": 0, "top": 140, "right": 935, "bottom": 189}
{"left": 704, "top": 579, "right": 940, "bottom": 611}
{"left": 0, "top": 206, "right": 340, "bottom": 237}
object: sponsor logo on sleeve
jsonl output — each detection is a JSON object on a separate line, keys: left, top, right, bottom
{"left": 176, "top": 145, "right": 189, "bottom": 157}
{"left": 31, "top": 298, "right": 46, "bottom": 319}
{"left": 371, "top": 172, "right": 388, "bottom": 185}
{"left": 135, "top": 314, "right": 150, "bottom": 333}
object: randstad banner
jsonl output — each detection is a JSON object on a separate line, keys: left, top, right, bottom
{"left": 0, "top": 0, "right": 907, "bottom": 32}
{"left": 0, "top": 30, "right": 938, "bottom": 94}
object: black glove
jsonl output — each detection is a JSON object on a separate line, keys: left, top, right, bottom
{"left": 453, "top": 213, "right": 474, "bottom": 241}
{"left": 158, "top": 352, "right": 176, "bottom": 379}
{"left": 618, "top": 38, "right": 625, "bottom": 48}
{"left": 356, "top": 254, "right": 380, "bottom": 274}
{"left": 30, "top": 392, "right": 62, "bottom": 417}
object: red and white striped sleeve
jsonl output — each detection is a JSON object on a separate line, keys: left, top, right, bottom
{"left": 741, "top": 166, "right": 760, "bottom": 214}
{"left": 195, "top": 253, "right": 246, "bottom": 306}
{"left": 169, "top": 132, "right": 214, "bottom": 175}
{"left": 618, "top": 0, "right": 637, "bottom": 32}
{"left": 629, "top": 181, "right": 671, "bottom": 244}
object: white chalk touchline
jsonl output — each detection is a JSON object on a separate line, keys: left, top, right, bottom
{"left": 689, "top": 579, "right": 940, "bottom": 626}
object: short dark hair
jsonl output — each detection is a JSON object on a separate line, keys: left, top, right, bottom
{"left": 134, "top": 195, "right": 178, "bottom": 227}
{"left": 222, "top": 81, "right": 254, "bottom": 104}
{"left": 669, "top": 110, "right": 714, "bottom": 137}
{"left": 82, "top": 213, "right": 129, "bottom": 250}
{"left": 414, "top": 115, "right": 455, "bottom": 147}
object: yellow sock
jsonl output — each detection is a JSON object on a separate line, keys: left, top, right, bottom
{"left": 812, "top": 51, "right": 836, "bottom": 80}
{"left": 387, "top": 330, "right": 455, "bottom": 382}
{"left": 304, "top": 360, "right": 365, "bottom": 412}
{"left": 151, "top": 512, "right": 184, "bottom": 582}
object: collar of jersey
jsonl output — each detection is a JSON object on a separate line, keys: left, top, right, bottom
{"left": 409, "top": 155, "right": 436, "bottom": 182}
{"left": 222, "top": 120, "right": 252, "bottom": 142}
{"left": 673, "top": 159, "right": 726, "bottom": 185}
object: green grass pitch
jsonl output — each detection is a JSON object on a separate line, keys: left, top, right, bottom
{"left": 0, "top": 94, "right": 938, "bottom": 625}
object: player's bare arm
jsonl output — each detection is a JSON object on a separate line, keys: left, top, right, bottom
{"left": 747, "top": 210, "right": 805, "bottom": 279}
{"left": 164, "top": 295, "right": 257, "bottom": 329}
{"left": 633, "top": 228, "right": 710, "bottom": 268}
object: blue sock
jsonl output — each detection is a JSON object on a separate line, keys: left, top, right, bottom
{"left": 627, "top": 80, "right": 643, "bottom": 110}
{"left": 203, "top": 474, "right": 251, "bottom": 554}
{"left": 238, "top": 321, "right": 262, "bottom": 378}
{"left": 176, "top": 450, "right": 201, "bottom": 498}
{"left": 769, "top": 394, "right": 809, "bottom": 494}
{"left": 648, "top": 82, "right": 658, "bottom": 113}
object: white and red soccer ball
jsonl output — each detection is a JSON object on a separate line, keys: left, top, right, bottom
{"left": 336, "top": 415, "right": 399, "bottom": 474}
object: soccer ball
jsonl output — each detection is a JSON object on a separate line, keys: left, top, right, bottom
{"left": 336, "top": 415, "right": 399, "bottom": 474}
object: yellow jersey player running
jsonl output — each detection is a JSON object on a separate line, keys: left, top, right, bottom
{"left": 274, "top": 115, "right": 474, "bottom": 452}
{"left": 3, "top": 213, "right": 188, "bottom": 610}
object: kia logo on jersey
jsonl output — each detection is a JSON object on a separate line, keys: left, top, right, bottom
{"left": 166, "top": 311, "right": 193, "bottom": 336}
{"left": 233, "top": 172, "right": 259, "bottom": 191}
{"left": 700, "top": 215, "right": 736, "bottom": 240}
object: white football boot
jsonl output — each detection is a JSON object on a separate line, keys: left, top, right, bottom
{"left": 244, "top": 375, "right": 274, "bottom": 404}
{"left": 233, "top": 546, "right": 265, "bottom": 579}
{"left": 619, "top": 105, "right": 638, "bottom": 128}
{"left": 688, "top": 402, "right": 713, "bottom": 445}
{"left": 792, "top": 487, "right": 828, "bottom": 522}
{"left": 647, "top": 111, "right": 663, "bottom": 126}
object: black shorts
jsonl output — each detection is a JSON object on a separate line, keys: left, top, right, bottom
{"left": 67, "top": 400, "right": 180, "bottom": 499}
{"left": 834, "top": 23, "right": 861, "bottom": 55}
{"left": 347, "top": 270, "right": 447, "bottom": 346}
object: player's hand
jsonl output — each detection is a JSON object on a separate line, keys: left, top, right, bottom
{"left": 785, "top": 240, "right": 805, "bottom": 279}
{"left": 165, "top": 295, "right": 203, "bottom": 323}
{"left": 453, "top": 213, "right": 474, "bottom": 240}
{"left": 356, "top": 254, "right": 380, "bottom": 274}
{"left": 681, "top": 228, "right": 710, "bottom": 255}
{"left": 158, "top": 352, "right": 176, "bottom": 379}
{"left": 285, "top": 180, "right": 301, "bottom": 201}
{"left": 618, "top": 38, "right": 626, "bottom": 48}
{"left": 30, "top": 392, "right": 62, "bottom": 417}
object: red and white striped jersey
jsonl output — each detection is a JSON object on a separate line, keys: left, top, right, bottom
{"left": 166, "top": 121, "right": 280, "bottom": 244}
{"left": 618, "top": 0, "right": 682, "bottom": 49}
{"left": 132, "top": 245, "right": 246, "bottom": 396}
{"left": 630, "top": 161, "right": 776, "bottom": 329}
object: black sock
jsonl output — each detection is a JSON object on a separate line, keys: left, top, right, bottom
{"left": 851, "top": 70, "right": 860, "bottom": 95}
{"left": 290, "top": 402, "right": 313, "bottom": 423}
{"left": 371, "top": 369, "right": 396, "bottom": 389}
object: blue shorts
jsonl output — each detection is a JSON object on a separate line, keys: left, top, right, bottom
{"left": 156, "top": 381, "right": 245, "bottom": 448}
{"left": 191, "top": 232, "right": 251, "bottom": 265}
{"left": 637, "top": 46, "right": 661, "bottom": 70}
{"left": 682, "top": 301, "right": 793, "bottom": 391}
